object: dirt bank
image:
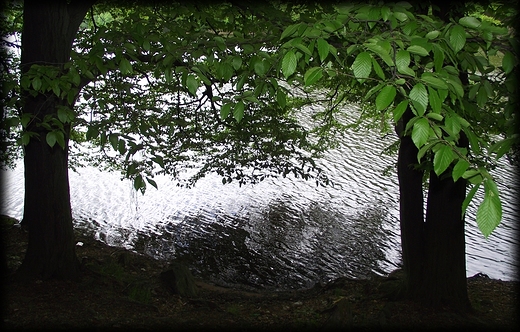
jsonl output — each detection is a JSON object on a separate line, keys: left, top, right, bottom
{"left": 2, "top": 215, "right": 518, "bottom": 331}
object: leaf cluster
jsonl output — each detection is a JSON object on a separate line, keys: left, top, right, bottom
{"left": 1, "top": 0, "right": 517, "bottom": 237}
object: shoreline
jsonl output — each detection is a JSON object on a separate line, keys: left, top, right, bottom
{"left": 2, "top": 214, "right": 518, "bottom": 330}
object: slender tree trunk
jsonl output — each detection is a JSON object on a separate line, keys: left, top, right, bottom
{"left": 17, "top": 0, "right": 93, "bottom": 280}
{"left": 396, "top": 108, "right": 426, "bottom": 298}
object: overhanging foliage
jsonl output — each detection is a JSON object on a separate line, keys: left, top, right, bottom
{"left": 1, "top": 1, "right": 517, "bottom": 237}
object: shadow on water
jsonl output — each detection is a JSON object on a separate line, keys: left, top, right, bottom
{"left": 128, "top": 195, "right": 394, "bottom": 291}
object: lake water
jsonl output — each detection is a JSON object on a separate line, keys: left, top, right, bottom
{"left": 2, "top": 107, "right": 518, "bottom": 290}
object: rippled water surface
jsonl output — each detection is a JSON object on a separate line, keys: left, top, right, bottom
{"left": 2, "top": 107, "right": 518, "bottom": 289}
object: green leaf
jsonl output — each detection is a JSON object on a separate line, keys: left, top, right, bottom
{"left": 476, "top": 85, "right": 488, "bottom": 107}
{"left": 463, "top": 128, "right": 481, "bottom": 155}
{"left": 294, "top": 43, "right": 312, "bottom": 56}
{"left": 142, "top": 40, "right": 151, "bottom": 52}
{"left": 5, "top": 117, "right": 19, "bottom": 128}
{"left": 133, "top": 174, "right": 145, "bottom": 192}
{"left": 220, "top": 103, "right": 232, "bottom": 119}
{"left": 395, "top": 50, "right": 410, "bottom": 71}
{"left": 152, "top": 155, "right": 164, "bottom": 168}
{"left": 381, "top": 6, "right": 390, "bottom": 21}
{"left": 502, "top": 51, "right": 516, "bottom": 74}
{"left": 118, "top": 139, "right": 126, "bottom": 155}
{"left": 86, "top": 126, "right": 99, "bottom": 140}
{"left": 449, "top": 25, "right": 466, "bottom": 53}
{"left": 217, "top": 62, "right": 234, "bottom": 81}
{"left": 352, "top": 52, "right": 372, "bottom": 82}
{"left": 31, "top": 77, "right": 42, "bottom": 91}
{"left": 20, "top": 114, "right": 31, "bottom": 128}
{"left": 195, "top": 70, "right": 211, "bottom": 86}
{"left": 468, "top": 83, "right": 481, "bottom": 100}
{"left": 146, "top": 177, "right": 158, "bottom": 190}
{"left": 457, "top": 116, "right": 470, "bottom": 128}
{"left": 476, "top": 180, "right": 502, "bottom": 238}
{"left": 428, "top": 86, "right": 442, "bottom": 113}
{"left": 409, "top": 83, "right": 428, "bottom": 116}
{"left": 46, "top": 131, "right": 57, "bottom": 148}
{"left": 84, "top": 70, "right": 95, "bottom": 80}
{"left": 233, "top": 101, "right": 245, "bottom": 122}
{"left": 108, "top": 133, "right": 118, "bottom": 151}
{"left": 446, "top": 77, "right": 464, "bottom": 97}
{"left": 489, "top": 137, "right": 515, "bottom": 160}
{"left": 304, "top": 67, "right": 323, "bottom": 86}
{"left": 119, "top": 58, "right": 133, "bottom": 75}
{"left": 365, "top": 43, "right": 394, "bottom": 66}
{"left": 433, "top": 144, "right": 454, "bottom": 175}
{"left": 463, "top": 169, "right": 483, "bottom": 184}
{"left": 482, "top": 79, "right": 493, "bottom": 97}
{"left": 398, "top": 66, "right": 415, "bottom": 77}
{"left": 280, "top": 24, "right": 301, "bottom": 40}
{"left": 186, "top": 75, "right": 199, "bottom": 96}
{"left": 416, "top": 142, "right": 431, "bottom": 162}
{"left": 365, "top": 83, "right": 384, "bottom": 101}
{"left": 214, "top": 36, "right": 226, "bottom": 51}
{"left": 426, "top": 112, "right": 443, "bottom": 121}
{"left": 236, "top": 74, "right": 247, "bottom": 91}
{"left": 55, "top": 130, "right": 65, "bottom": 149}
{"left": 231, "top": 56, "right": 242, "bottom": 70}
{"left": 425, "top": 30, "right": 440, "bottom": 39}
{"left": 21, "top": 132, "right": 31, "bottom": 145}
{"left": 462, "top": 183, "right": 480, "bottom": 217}
{"left": 459, "top": 16, "right": 481, "bottom": 29}
{"left": 57, "top": 108, "right": 72, "bottom": 123}
{"left": 452, "top": 159, "right": 470, "bottom": 182}
{"left": 485, "top": 176, "right": 500, "bottom": 197}
{"left": 375, "top": 85, "right": 396, "bottom": 111}
{"left": 444, "top": 114, "right": 461, "bottom": 136}
{"left": 282, "top": 50, "right": 297, "bottom": 78}
{"left": 372, "top": 58, "right": 385, "bottom": 80}
{"left": 407, "top": 45, "right": 429, "bottom": 57}
{"left": 317, "top": 38, "right": 329, "bottom": 62}
{"left": 276, "top": 90, "right": 287, "bottom": 108}
{"left": 124, "top": 42, "right": 135, "bottom": 52}
{"left": 393, "top": 11, "right": 408, "bottom": 22}
{"left": 253, "top": 59, "right": 268, "bottom": 76}
{"left": 433, "top": 45, "right": 445, "bottom": 72}
{"left": 421, "top": 73, "right": 448, "bottom": 89}
{"left": 392, "top": 100, "right": 409, "bottom": 122}
{"left": 411, "top": 117, "right": 430, "bottom": 148}
{"left": 51, "top": 82, "right": 60, "bottom": 97}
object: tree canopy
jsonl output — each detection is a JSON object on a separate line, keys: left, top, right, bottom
{"left": 1, "top": 1, "right": 517, "bottom": 237}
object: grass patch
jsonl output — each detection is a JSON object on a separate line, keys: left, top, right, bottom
{"left": 128, "top": 283, "right": 152, "bottom": 304}
{"left": 225, "top": 304, "right": 242, "bottom": 315}
{"left": 96, "top": 259, "right": 125, "bottom": 280}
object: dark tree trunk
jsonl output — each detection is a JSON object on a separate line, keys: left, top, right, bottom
{"left": 396, "top": 108, "right": 426, "bottom": 298}
{"left": 17, "top": 0, "right": 94, "bottom": 280}
{"left": 422, "top": 169, "right": 470, "bottom": 309}
{"left": 392, "top": 1, "right": 473, "bottom": 310}
{"left": 397, "top": 112, "right": 471, "bottom": 309}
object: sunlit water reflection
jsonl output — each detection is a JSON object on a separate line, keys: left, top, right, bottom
{"left": 1, "top": 107, "right": 518, "bottom": 290}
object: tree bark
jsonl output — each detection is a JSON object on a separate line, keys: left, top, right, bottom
{"left": 392, "top": 1, "right": 473, "bottom": 310}
{"left": 421, "top": 169, "right": 470, "bottom": 309}
{"left": 396, "top": 108, "right": 426, "bottom": 298}
{"left": 397, "top": 110, "right": 471, "bottom": 309}
{"left": 17, "top": 0, "right": 94, "bottom": 280}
